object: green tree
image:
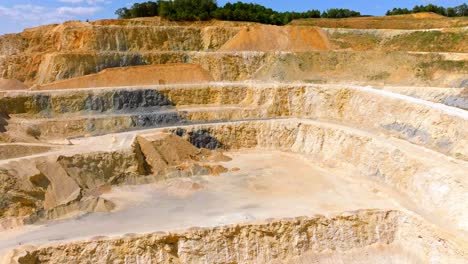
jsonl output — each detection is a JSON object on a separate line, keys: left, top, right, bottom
{"left": 158, "top": 0, "right": 218, "bottom": 21}
{"left": 454, "top": 3, "right": 468, "bottom": 16}
{"left": 386, "top": 3, "right": 468, "bottom": 17}
{"left": 386, "top": 8, "right": 411, "bottom": 16}
{"left": 322, "top": 8, "right": 361, "bottom": 18}
{"left": 115, "top": 1, "right": 159, "bottom": 19}
{"left": 115, "top": 7, "right": 131, "bottom": 19}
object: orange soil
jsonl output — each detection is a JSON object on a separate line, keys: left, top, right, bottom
{"left": 219, "top": 25, "right": 330, "bottom": 52}
{"left": 34, "top": 64, "right": 214, "bottom": 90}
{"left": 0, "top": 79, "right": 29, "bottom": 91}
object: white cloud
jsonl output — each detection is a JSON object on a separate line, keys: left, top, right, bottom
{"left": 0, "top": 4, "right": 102, "bottom": 30}
{"left": 88, "top": 0, "right": 111, "bottom": 3}
{"left": 58, "top": 0, "right": 110, "bottom": 5}
{"left": 57, "top": 6, "right": 102, "bottom": 16}
{"left": 58, "top": 0, "right": 84, "bottom": 3}
{"left": 0, "top": 5, "right": 46, "bottom": 19}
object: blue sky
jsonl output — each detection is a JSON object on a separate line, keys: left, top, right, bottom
{"left": 0, "top": 0, "right": 466, "bottom": 35}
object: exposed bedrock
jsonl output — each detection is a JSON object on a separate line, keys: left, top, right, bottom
{"left": 0, "top": 146, "right": 146, "bottom": 226}
{"left": 32, "top": 51, "right": 268, "bottom": 84}
{"left": 1, "top": 50, "right": 466, "bottom": 87}
{"left": 9, "top": 210, "right": 468, "bottom": 264}
{"left": 1, "top": 19, "right": 465, "bottom": 56}
{"left": 1, "top": 118, "right": 467, "bottom": 235}
{"left": 0, "top": 24, "right": 242, "bottom": 55}
{"left": 167, "top": 119, "right": 468, "bottom": 232}
{"left": 1, "top": 15, "right": 466, "bottom": 264}
{"left": 0, "top": 132, "right": 230, "bottom": 226}
{"left": 2, "top": 83, "right": 466, "bottom": 160}
{"left": 382, "top": 86, "right": 467, "bottom": 110}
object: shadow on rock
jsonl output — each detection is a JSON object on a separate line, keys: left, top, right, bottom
{"left": 172, "top": 128, "right": 224, "bottom": 150}
{"left": 0, "top": 108, "right": 10, "bottom": 133}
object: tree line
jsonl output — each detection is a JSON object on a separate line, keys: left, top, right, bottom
{"left": 115, "top": 1, "right": 361, "bottom": 25}
{"left": 386, "top": 3, "right": 468, "bottom": 17}
{"left": 115, "top": 1, "right": 468, "bottom": 24}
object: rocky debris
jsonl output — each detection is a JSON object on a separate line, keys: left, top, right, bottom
{"left": 136, "top": 136, "right": 168, "bottom": 173}
{"left": 0, "top": 149, "right": 143, "bottom": 226}
{"left": 161, "top": 179, "right": 204, "bottom": 198}
{"left": 37, "top": 196, "right": 115, "bottom": 221}
{"left": 35, "top": 159, "right": 81, "bottom": 210}
{"left": 57, "top": 149, "right": 148, "bottom": 189}
{"left": 136, "top": 133, "right": 230, "bottom": 179}
{"left": 0, "top": 132, "right": 231, "bottom": 226}
{"left": 206, "top": 164, "right": 228, "bottom": 176}
{"left": 0, "top": 164, "right": 48, "bottom": 221}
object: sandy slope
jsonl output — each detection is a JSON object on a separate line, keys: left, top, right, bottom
{"left": 34, "top": 64, "right": 214, "bottom": 90}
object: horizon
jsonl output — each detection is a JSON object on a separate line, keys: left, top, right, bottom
{"left": 0, "top": 0, "right": 466, "bottom": 35}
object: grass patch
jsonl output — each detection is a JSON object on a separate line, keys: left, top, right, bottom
{"left": 385, "top": 31, "right": 468, "bottom": 52}
{"left": 330, "top": 32, "right": 380, "bottom": 50}
{"left": 367, "top": 71, "right": 391, "bottom": 81}
{"left": 416, "top": 57, "right": 467, "bottom": 80}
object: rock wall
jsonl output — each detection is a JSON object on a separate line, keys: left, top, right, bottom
{"left": 0, "top": 21, "right": 243, "bottom": 85}
{"left": 9, "top": 210, "right": 467, "bottom": 264}
{"left": 168, "top": 119, "right": 468, "bottom": 232}
{"left": 0, "top": 23, "right": 241, "bottom": 55}
{"left": 2, "top": 50, "right": 464, "bottom": 87}
{"left": 1, "top": 17, "right": 466, "bottom": 87}
{"left": 3, "top": 116, "right": 465, "bottom": 234}
{"left": 2, "top": 84, "right": 466, "bottom": 160}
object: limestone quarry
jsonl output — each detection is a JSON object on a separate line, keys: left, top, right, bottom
{"left": 0, "top": 13, "right": 467, "bottom": 264}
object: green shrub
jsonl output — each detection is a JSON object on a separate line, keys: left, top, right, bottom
{"left": 115, "top": 1, "right": 160, "bottom": 19}
{"left": 26, "top": 125, "right": 41, "bottom": 139}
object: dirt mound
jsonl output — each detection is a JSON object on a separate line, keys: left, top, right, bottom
{"left": 0, "top": 79, "right": 29, "bottom": 91}
{"left": 219, "top": 25, "right": 330, "bottom": 52}
{"left": 34, "top": 64, "right": 214, "bottom": 90}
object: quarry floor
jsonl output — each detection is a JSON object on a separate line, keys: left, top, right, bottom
{"left": 0, "top": 150, "right": 406, "bottom": 252}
